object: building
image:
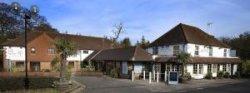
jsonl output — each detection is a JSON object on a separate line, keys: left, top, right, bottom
{"left": 146, "top": 23, "right": 240, "bottom": 79}
{"left": 85, "top": 46, "right": 153, "bottom": 78}
{"left": 0, "top": 31, "right": 113, "bottom": 72}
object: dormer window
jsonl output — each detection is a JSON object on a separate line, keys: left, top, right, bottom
{"left": 195, "top": 45, "right": 199, "bottom": 56}
{"left": 224, "top": 49, "right": 227, "bottom": 57}
{"left": 31, "top": 47, "right": 36, "bottom": 54}
{"left": 173, "top": 45, "right": 180, "bottom": 56}
{"left": 209, "top": 46, "right": 213, "bottom": 56}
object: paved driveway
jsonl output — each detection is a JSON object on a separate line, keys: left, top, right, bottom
{"left": 73, "top": 76, "right": 250, "bottom": 93}
{"left": 73, "top": 76, "right": 151, "bottom": 93}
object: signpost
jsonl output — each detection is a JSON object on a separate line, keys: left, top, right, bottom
{"left": 168, "top": 71, "right": 179, "bottom": 85}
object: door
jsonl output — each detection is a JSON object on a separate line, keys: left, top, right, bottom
{"left": 30, "top": 62, "right": 40, "bottom": 72}
{"left": 122, "top": 62, "right": 128, "bottom": 74}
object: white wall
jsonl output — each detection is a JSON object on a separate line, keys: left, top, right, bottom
{"left": 147, "top": 43, "right": 235, "bottom": 58}
{"left": 4, "top": 46, "right": 25, "bottom": 61}
{"left": 67, "top": 50, "right": 94, "bottom": 61}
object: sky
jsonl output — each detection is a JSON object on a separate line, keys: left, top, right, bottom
{"left": 2, "top": 0, "right": 250, "bottom": 44}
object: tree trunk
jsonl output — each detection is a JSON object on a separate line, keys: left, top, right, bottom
{"left": 60, "top": 55, "right": 67, "bottom": 82}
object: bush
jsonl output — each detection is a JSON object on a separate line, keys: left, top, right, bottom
{"left": 0, "top": 77, "right": 59, "bottom": 91}
{"left": 217, "top": 71, "right": 224, "bottom": 79}
{"left": 110, "top": 68, "right": 119, "bottom": 78}
{"left": 205, "top": 72, "right": 213, "bottom": 79}
{"left": 180, "top": 72, "right": 191, "bottom": 83}
{"left": 242, "top": 60, "right": 250, "bottom": 78}
{"left": 232, "top": 71, "right": 241, "bottom": 79}
{"left": 81, "top": 61, "right": 88, "bottom": 68}
{"left": 224, "top": 72, "right": 230, "bottom": 78}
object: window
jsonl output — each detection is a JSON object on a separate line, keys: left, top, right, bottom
{"left": 195, "top": 45, "right": 199, "bottom": 56}
{"left": 193, "top": 64, "right": 203, "bottom": 74}
{"left": 48, "top": 48, "right": 55, "bottom": 54}
{"left": 31, "top": 47, "right": 36, "bottom": 54}
{"left": 217, "top": 64, "right": 220, "bottom": 71}
{"left": 153, "top": 47, "right": 158, "bottom": 55}
{"left": 227, "top": 64, "right": 231, "bottom": 73}
{"left": 212, "top": 64, "right": 217, "bottom": 73}
{"left": 173, "top": 45, "right": 180, "bottom": 56}
{"left": 198, "top": 64, "right": 203, "bottom": 74}
{"left": 224, "top": 49, "right": 227, "bottom": 57}
{"left": 223, "top": 64, "right": 227, "bottom": 72}
{"left": 209, "top": 46, "right": 213, "bottom": 56}
{"left": 82, "top": 50, "right": 89, "bottom": 54}
{"left": 193, "top": 64, "right": 198, "bottom": 74}
{"left": 208, "top": 64, "right": 212, "bottom": 73}
{"left": 16, "top": 62, "right": 24, "bottom": 68}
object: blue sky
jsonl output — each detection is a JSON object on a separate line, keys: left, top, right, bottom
{"left": 2, "top": 0, "right": 250, "bottom": 44}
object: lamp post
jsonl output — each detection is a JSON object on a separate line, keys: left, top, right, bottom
{"left": 11, "top": 2, "right": 39, "bottom": 89}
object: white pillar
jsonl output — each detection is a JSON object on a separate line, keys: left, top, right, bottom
{"left": 131, "top": 71, "right": 134, "bottom": 82}
{"left": 164, "top": 71, "right": 167, "bottom": 82}
{"left": 149, "top": 72, "right": 152, "bottom": 84}
{"left": 143, "top": 70, "right": 146, "bottom": 80}
{"left": 153, "top": 70, "right": 155, "bottom": 80}
{"left": 156, "top": 72, "right": 159, "bottom": 83}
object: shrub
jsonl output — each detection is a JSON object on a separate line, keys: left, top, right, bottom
{"left": 224, "top": 72, "right": 230, "bottom": 78}
{"left": 180, "top": 72, "right": 191, "bottom": 83}
{"left": 205, "top": 72, "right": 213, "bottom": 79}
{"left": 81, "top": 61, "right": 88, "bottom": 68}
{"left": 242, "top": 60, "right": 250, "bottom": 78}
{"left": 232, "top": 71, "right": 241, "bottom": 79}
{"left": 217, "top": 71, "right": 224, "bottom": 79}
{"left": 110, "top": 68, "right": 119, "bottom": 78}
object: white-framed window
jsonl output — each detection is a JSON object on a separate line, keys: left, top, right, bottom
{"left": 195, "top": 45, "right": 199, "bottom": 56}
{"left": 193, "top": 64, "right": 203, "bottom": 74}
{"left": 223, "top": 64, "right": 227, "bottom": 72}
{"left": 209, "top": 46, "right": 213, "bottom": 56}
{"left": 224, "top": 49, "right": 227, "bottom": 57}
{"left": 48, "top": 48, "right": 55, "bottom": 54}
{"left": 198, "top": 64, "right": 203, "bottom": 74}
{"left": 193, "top": 64, "right": 198, "bottom": 74}
{"left": 31, "top": 47, "right": 36, "bottom": 54}
{"left": 173, "top": 45, "right": 180, "bottom": 56}
{"left": 212, "top": 64, "right": 217, "bottom": 73}
{"left": 82, "top": 50, "right": 89, "bottom": 54}
{"left": 227, "top": 64, "right": 231, "bottom": 73}
{"left": 208, "top": 64, "right": 212, "bottom": 73}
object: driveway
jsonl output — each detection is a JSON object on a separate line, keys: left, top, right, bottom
{"left": 73, "top": 76, "right": 250, "bottom": 93}
{"left": 73, "top": 76, "right": 151, "bottom": 93}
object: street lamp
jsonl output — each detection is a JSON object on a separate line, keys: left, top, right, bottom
{"left": 11, "top": 2, "right": 39, "bottom": 89}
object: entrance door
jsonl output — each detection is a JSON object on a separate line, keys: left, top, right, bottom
{"left": 122, "top": 62, "right": 128, "bottom": 74}
{"left": 30, "top": 62, "right": 40, "bottom": 72}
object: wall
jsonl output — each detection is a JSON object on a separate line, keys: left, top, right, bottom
{"left": 147, "top": 43, "right": 235, "bottom": 58}
{"left": 4, "top": 46, "right": 25, "bottom": 61}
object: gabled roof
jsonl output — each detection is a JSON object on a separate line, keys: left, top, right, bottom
{"left": 149, "top": 23, "right": 230, "bottom": 48}
{"left": 1, "top": 31, "right": 113, "bottom": 50}
{"left": 90, "top": 46, "right": 153, "bottom": 62}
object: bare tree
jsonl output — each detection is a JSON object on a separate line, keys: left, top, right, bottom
{"left": 110, "top": 22, "right": 125, "bottom": 47}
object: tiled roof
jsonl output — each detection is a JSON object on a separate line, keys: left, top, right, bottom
{"left": 1, "top": 31, "right": 113, "bottom": 50}
{"left": 91, "top": 46, "right": 153, "bottom": 62}
{"left": 149, "top": 23, "right": 230, "bottom": 48}
{"left": 155, "top": 56, "right": 241, "bottom": 64}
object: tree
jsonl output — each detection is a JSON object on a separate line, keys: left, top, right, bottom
{"left": 54, "top": 38, "right": 76, "bottom": 82}
{"left": 121, "top": 37, "right": 131, "bottom": 48}
{"left": 137, "top": 36, "right": 150, "bottom": 48}
{"left": 176, "top": 52, "right": 191, "bottom": 76}
{"left": 219, "top": 31, "right": 250, "bottom": 60}
{"left": 109, "top": 22, "right": 125, "bottom": 48}
{"left": 0, "top": 2, "right": 48, "bottom": 44}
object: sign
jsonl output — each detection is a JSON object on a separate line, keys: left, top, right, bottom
{"left": 168, "top": 71, "right": 179, "bottom": 85}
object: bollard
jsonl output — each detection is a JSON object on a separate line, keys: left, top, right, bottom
{"left": 149, "top": 72, "right": 152, "bottom": 84}
{"left": 164, "top": 71, "right": 167, "bottom": 82}
{"left": 156, "top": 72, "right": 159, "bottom": 83}
{"left": 153, "top": 70, "right": 155, "bottom": 80}
{"left": 132, "top": 71, "right": 134, "bottom": 82}
{"left": 143, "top": 70, "right": 146, "bottom": 80}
